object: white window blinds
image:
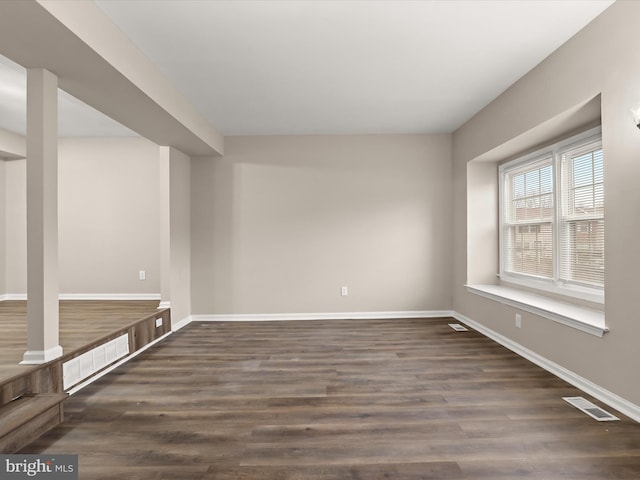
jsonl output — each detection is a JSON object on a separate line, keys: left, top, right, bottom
{"left": 503, "top": 157, "right": 554, "bottom": 279}
{"left": 559, "top": 141, "right": 604, "bottom": 287}
{"left": 499, "top": 127, "right": 604, "bottom": 297}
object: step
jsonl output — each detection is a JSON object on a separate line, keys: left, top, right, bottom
{"left": 0, "top": 393, "right": 66, "bottom": 453}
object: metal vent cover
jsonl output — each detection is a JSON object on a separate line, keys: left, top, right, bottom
{"left": 563, "top": 396, "right": 619, "bottom": 421}
{"left": 448, "top": 323, "right": 468, "bottom": 332}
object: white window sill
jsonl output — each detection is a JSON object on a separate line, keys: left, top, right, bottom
{"left": 498, "top": 274, "right": 604, "bottom": 305}
{"left": 465, "top": 284, "right": 607, "bottom": 337}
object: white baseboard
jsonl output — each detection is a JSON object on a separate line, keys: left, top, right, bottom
{"left": 451, "top": 310, "right": 640, "bottom": 423}
{"left": 191, "top": 310, "right": 452, "bottom": 322}
{"left": 60, "top": 293, "right": 161, "bottom": 301}
{"left": 172, "top": 315, "right": 192, "bottom": 331}
{"left": 0, "top": 293, "right": 161, "bottom": 301}
{"left": 1, "top": 294, "right": 26, "bottom": 301}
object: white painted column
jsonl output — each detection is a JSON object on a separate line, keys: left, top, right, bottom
{"left": 159, "top": 146, "right": 171, "bottom": 310}
{"left": 158, "top": 146, "right": 191, "bottom": 328}
{"left": 22, "top": 68, "right": 62, "bottom": 364}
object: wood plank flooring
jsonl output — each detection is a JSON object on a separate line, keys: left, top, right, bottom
{"left": 19, "top": 318, "right": 640, "bottom": 479}
{"left": 0, "top": 300, "right": 161, "bottom": 381}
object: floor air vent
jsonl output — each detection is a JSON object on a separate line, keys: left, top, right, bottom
{"left": 448, "top": 323, "right": 468, "bottom": 332}
{"left": 563, "top": 396, "right": 619, "bottom": 421}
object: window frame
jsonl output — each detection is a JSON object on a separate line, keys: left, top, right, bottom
{"left": 498, "top": 126, "right": 604, "bottom": 304}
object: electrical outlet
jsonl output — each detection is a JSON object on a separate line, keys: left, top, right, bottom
{"left": 341, "top": 286, "right": 348, "bottom": 296}
{"left": 155, "top": 318, "right": 162, "bottom": 328}
{"left": 139, "top": 270, "right": 146, "bottom": 281}
{"left": 515, "top": 313, "right": 522, "bottom": 328}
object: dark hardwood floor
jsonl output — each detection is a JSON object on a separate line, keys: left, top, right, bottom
{"left": 20, "top": 318, "right": 640, "bottom": 479}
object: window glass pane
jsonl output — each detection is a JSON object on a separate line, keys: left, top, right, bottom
{"left": 573, "top": 186, "right": 594, "bottom": 212}
{"left": 565, "top": 146, "right": 604, "bottom": 219}
{"left": 540, "top": 165, "right": 553, "bottom": 194}
{"left": 525, "top": 197, "right": 540, "bottom": 220}
{"left": 510, "top": 199, "right": 523, "bottom": 222}
{"left": 559, "top": 219, "right": 604, "bottom": 286}
{"left": 572, "top": 153, "right": 593, "bottom": 187}
{"left": 508, "top": 162, "right": 553, "bottom": 223}
{"left": 559, "top": 140, "right": 604, "bottom": 288}
{"left": 505, "top": 223, "right": 553, "bottom": 278}
{"left": 594, "top": 150, "right": 603, "bottom": 183}
{"left": 525, "top": 170, "right": 540, "bottom": 196}
{"left": 513, "top": 174, "right": 525, "bottom": 199}
{"left": 594, "top": 184, "right": 604, "bottom": 213}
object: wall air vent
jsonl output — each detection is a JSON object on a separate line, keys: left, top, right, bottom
{"left": 63, "top": 333, "right": 130, "bottom": 390}
{"left": 448, "top": 323, "right": 468, "bottom": 332}
{"left": 563, "top": 396, "right": 619, "bottom": 421}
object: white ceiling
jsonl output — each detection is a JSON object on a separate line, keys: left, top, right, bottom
{"left": 0, "top": 0, "right": 614, "bottom": 138}
{"left": 0, "top": 54, "right": 136, "bottom": 137}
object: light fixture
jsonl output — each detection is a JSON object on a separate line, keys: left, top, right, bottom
{"left": 631, "top": 102, "right": 640, "bottom": 129}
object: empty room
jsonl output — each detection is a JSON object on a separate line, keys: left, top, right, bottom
{"left": 1, "top": 0, "right": 640, "bottom": 478}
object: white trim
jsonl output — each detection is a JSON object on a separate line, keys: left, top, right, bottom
{"left": 0, "top": 293, "right": 161, "bottom": 301}
{"left": 451, "top": 310, "right": 640, "bottom": 423}
{"left": 20, "top": 345, "right": 64, "bottom": 364}
{"left": 171, "top": 315, "right": 192, "bottom": 331}
{"left": 191, "top": 310, "right": 451, "bottom": 322}
{"left": 466, "top": 284, "right": 606, "bottom": 337}
{"left": 59, "top": 293, "right": 161, "bottom": 301}
{"left": 157, "top": 300, "right": 171, "bottom": 309}
{"left": 2, "top": 294, "right": 27, "bottom": 301}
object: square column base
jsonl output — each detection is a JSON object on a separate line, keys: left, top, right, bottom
{"left": 20, "top": 345, "right": 63, "bottom": 364}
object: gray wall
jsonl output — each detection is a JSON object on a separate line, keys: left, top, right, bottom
{"left": 5, "top": 158, "right": 26, "bottom": 295}
{"left": 191, "top": 134, "right": 452, "bottom": 315}
{"left": 3, "top": 137, "right": 161, "bottom": 296}
{"left": 453, "top": 0, "right": 640, "bottom": 405}
{"left": 0, "top": 161, "right": 5, "bottom": 295}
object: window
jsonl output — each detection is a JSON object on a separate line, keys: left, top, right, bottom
{"left": 499, "top": 127, "right": 603, "bottom": 301}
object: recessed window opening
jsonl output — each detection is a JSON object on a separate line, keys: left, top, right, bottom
{"left": 499, "top": 127, "right": 603, "bottom": 302}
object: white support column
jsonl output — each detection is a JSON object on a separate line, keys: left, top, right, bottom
{"left": 158, "top": 146, "right": 191, "bottom": 327}
{"left": 22, "top": 68, "right": 62, "bottom": 364}
{"left": 159, "top": 146, "right": 171, "bottom": 310}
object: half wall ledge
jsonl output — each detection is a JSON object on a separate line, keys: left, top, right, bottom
{"left": 466, "top": 284, "right": 607, "bottom": 337}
